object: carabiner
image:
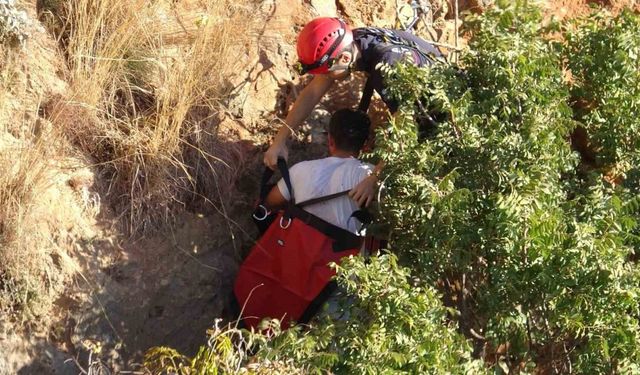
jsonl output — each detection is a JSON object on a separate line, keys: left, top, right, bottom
{"left": 252, "top": 205, "right": 271, "bottom": 221}
{"left": 279, "top": 216, "right": 292, "bottom": 229}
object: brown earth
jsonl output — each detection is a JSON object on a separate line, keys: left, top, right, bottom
{"left": 546, "top": 0, "right": 640, "bottom": 19}
{"left": 1, "top": 0, "right": 639, "bottom": 374}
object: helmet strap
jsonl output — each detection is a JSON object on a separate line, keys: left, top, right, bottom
{"left": 327, "top": 43, "right": 357, "bottom": 73}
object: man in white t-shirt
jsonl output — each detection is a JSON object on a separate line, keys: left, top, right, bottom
{"left": 265, "top": 109, "right": 374, "bottom": 234}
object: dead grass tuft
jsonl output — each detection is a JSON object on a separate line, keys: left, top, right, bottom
{"left": 48, "top": 0, "right": 258, "bottom": 232}
{"left": 0, "top": 130, "right": 63, "bottom": 322}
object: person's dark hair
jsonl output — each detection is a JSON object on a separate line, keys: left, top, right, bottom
{"left": 329, "top": 109, "right": 371, "bottom": 154}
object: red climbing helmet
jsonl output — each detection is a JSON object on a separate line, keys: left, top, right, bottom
{"left": 295, "top": 17, "right": 354, "bottom": 75}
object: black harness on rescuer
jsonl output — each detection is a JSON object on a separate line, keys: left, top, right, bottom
{"left": 352, "top": 27, "right": 446, "bottom": 113}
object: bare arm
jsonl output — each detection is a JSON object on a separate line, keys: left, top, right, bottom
{"left": 276, "top": 74, "right": 334, "bottom": 142}
{"left": 348, "top": 110, "right": 401, "bottom": 206}
{"left": 265, "top": 184, "right": 288, "bottom": 210}
{"left": 264, "top": 74, "right": 335, "bottom": 168}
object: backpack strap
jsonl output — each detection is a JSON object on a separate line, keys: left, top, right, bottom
{"left": 285, "top": 203, "right": 363, "bottom": 252}
{"left": 358, "top": 76, "right": 375, "bottom": 113}
{"left": 258, "top": 166, "right": 275, "bottom": 201}
{"left": 296, "top": 189, "right": 351, "bottom": 208}
{"left": 277, "top": 157, "right": 295, "bottom": 204}
{"left": 257, "top": 157, "right": 295, "bottom": 203}
{"left": 296, "top": 189, "right": 374, "bottom": 233}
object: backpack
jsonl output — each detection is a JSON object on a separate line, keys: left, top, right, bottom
{"left": 354, "top": 27, "right": 446, "bottom": 112}
{"left": 236, "top": 159, "right": 367, "bottom": 330}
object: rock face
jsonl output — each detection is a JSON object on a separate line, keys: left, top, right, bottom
{"left": 338, "top": 0, "right": 398, "bottom": 27}
{"left": 310, "top": 0, "right": 338, "bottom": 16}
{"left": 226, "top": 0, "right": 310, "bottom": 123}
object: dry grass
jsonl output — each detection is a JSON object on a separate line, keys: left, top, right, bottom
{"left": 50, "top": 0, "right": 256, "bottom": 232}
{"left": 0, "top": 0, "right": 257, "bottom": 320}
{"left": 0, "top": 129, "right": 62, "bottom": 321}
{"left": 0, "top": 4, "right": 70, "bottom": 322}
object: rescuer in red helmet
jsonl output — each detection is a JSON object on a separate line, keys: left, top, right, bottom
{"left": 264, "top": 17, "right": 444, "bottom": 207}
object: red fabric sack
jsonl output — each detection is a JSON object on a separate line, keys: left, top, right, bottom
{"left": 234, "top": 208, "right": 361, "bottom": 330}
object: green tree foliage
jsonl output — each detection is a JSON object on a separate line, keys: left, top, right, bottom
{"left": 258, "top": 255, "right": 483, "bottom": 374}
{"left": 375, "top": 1, "right": 640, "bottom": 372}
{"left": 566, "top": 10, "right": 640, "bottom": 175}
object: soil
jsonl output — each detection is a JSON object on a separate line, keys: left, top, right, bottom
{"left": 1, "top": 0, "right": 638, "bottom": 374}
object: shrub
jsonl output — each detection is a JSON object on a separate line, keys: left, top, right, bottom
{"left": 375, "top": 1, "right": 640, "bottom": 372}
{"left": 565, "top": 10, "right": 640, "bottom": 177}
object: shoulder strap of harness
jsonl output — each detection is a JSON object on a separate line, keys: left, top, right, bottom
{"left": 358, "top": 77, "right": 375, "bottom": 112}
{"left": 296, "top": 189, "right": 351, "bottom": 208}
{"left": 356, "top": 27, "right": 446, "bottom": 112}
{"left": 296, "top": 189, "right": 374, "bottom": 233}
{"left": 356, "top": 27, "right": 444, "bottom": 66}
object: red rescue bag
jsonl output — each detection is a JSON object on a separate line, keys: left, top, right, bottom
{"left": 235, "top": 159, "right": 365, "bottom": 330}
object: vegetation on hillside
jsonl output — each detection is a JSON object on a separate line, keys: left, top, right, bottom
{"left": 145, "top": 2, "right": 640, "bottom": 373}
{"left": 0, "top": 136, "right": 59, "bottom": 321}
{"left": 0, "top": 0, "right": 61, "bottom": 322}
{"left": 0, "top": 0, "right": 29, "bottom": 47}
{"left": 48, "top": 0, "right": 255, "bottom": 231}
{"left": 566, "top": 9, "right": 640, "bottom": 177}
{"left": 377, "top": 2, "right": 640, "bottom": 371}
{"left": 3, "top": 0, "right": 640, "bottom": 373}
{"left": 1, "top": 0, "right": 257, "bottom": 323}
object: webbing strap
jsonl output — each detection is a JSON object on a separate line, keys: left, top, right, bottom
{"left": 258, "top": 167, "right": 275, "bottom": 201}
{"left": 296, "top": 190, "right": 373, "bottom": 236}
{"left": 277, "top": 158, "right": 294, "bottom": 204}
{"left": 257, "top": 158, "right": 295, "bottom": 203}
{"left": 285, "top": 204, "right": 363, "bottom": 252}
{"left": 296, "top": 189, "right": 351, "bottom": 208}
{"left": 358, "top": 77, "right": 375, "bottom": 113}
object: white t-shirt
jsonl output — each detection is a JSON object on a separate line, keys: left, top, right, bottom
{"left": 277, "top": 157, "right": 374, "bottom": 234}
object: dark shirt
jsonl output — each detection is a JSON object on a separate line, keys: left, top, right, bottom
{"left": 353, "top": 27, "right": 443, "bottom": 113}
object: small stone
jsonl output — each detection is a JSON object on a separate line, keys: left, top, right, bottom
{"left": 68, "top": 170, "right": 94, "bottom": 191}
